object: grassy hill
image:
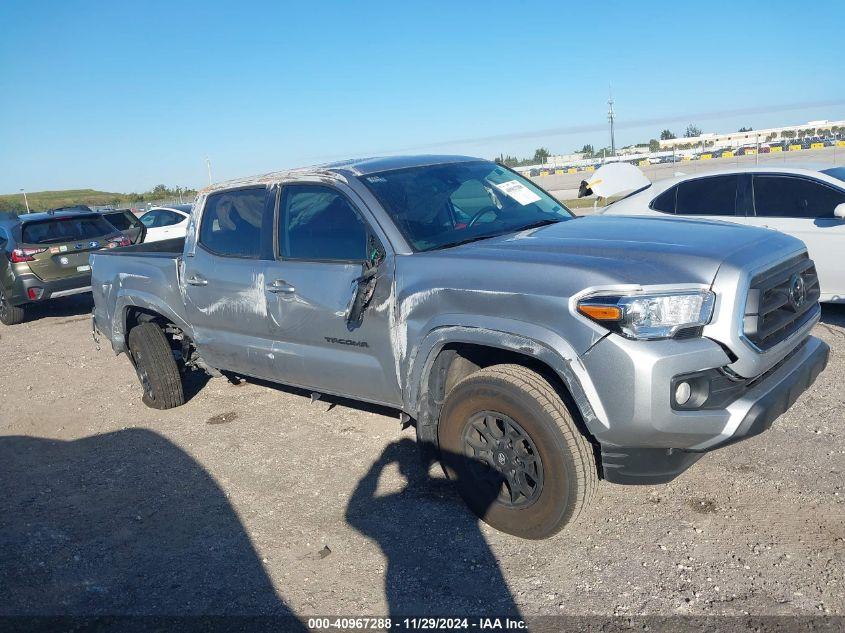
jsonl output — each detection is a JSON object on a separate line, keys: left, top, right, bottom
{"left": 0, "top": 187, "right": 196, "bottom": 213}
{"left": 0, "top": 189, "right": 128, "bottom": 213}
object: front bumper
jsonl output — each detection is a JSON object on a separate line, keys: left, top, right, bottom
{"left": 6, "top": 272, "right": 92, "bottom": 305}
{"left": 578, "top": 333, "right": 829, "bottom": 484}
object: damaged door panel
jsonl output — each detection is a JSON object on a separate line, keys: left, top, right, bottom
{"left": 182, "top": 186, "right": 277, "bottom": 376}
{"left": 262, "top": 182, "right": 399, "bottom": 404}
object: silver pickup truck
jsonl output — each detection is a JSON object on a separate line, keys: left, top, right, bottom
{"left": 91, "top": 155, "right": 829, "bottom": 539}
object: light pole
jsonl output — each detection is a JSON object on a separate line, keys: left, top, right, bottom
{"left": 206, "top": 157, "right": 213, "bottom": 185}
{"left": 20, "top": 188, "right": 30, "bottom": 213}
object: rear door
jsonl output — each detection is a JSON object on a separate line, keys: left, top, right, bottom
{"left": 20, "top": 215, "right": 119, "bottom": 282}
{"left": 746, "top": 174, "right": 845, "bottom": 300}
{"left": 262, "top": 182, "right": 399, "bottom": 405}
{"left": 182, "top": 186, "right": 277, "bottom": 377}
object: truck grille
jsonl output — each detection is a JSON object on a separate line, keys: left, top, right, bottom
{"left": 743, "top": 254, "right": 819, "bottom": 351}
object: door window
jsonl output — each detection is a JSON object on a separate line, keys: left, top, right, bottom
{"left": 753, "top": 175, "right": 845, "bottom": 218}
{"left": 279, "top": 185, "right": 368, "bottom": 261}
{"left": 650, "top": 186, "right": 677, "bottom": 213}
{"left": 199, "top": 187, "right": 270, "bottom": 258}
{"left": 155, "top": 211, "right": 184, "bottom": 227}
{"left": 675, "top": 175, "right": 738, "bottom": 215}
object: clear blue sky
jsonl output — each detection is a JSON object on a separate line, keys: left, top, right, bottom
{"left": 1, "top": 0, "right": 844, "bottom": 193}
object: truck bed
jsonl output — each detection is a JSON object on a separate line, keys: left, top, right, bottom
{"left": 90, "top": 238, "right": 190, "bottom": 353}
{"left": 97, "top": 237, "right": 186, "bottom": 256}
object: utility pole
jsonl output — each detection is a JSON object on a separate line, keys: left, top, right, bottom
{"left": 206, "top": 157, "right": 213, "bottom": 185}
{"left": 607, "top": 88, "right": 616, "bottom": 157}
{"left": 20, "top": 188, "right": 30, "bottom": 213}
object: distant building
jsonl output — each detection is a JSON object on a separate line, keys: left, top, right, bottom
{"left": 659, "top": 120, "right": 845, "bottom": 150}
{"left": 545, "top": 152, "right": 586, "bottom": 166}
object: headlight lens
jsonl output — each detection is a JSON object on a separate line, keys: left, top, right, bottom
{"left": 577, "top": 290, "right": 715, "bottom": 340}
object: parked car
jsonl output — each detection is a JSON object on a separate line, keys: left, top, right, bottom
{"left": 138, "top": 205, "right": 192, "bottom": 242}
{"left": 101, "top": 208, "right": 147, "bottom": 244}
{"left": 91, "top": 155, "right": 828, "bottom": 539}
{"left": 603, "top": 165, "right": 845, "bottom": 302}
{"left": 0, "top": 210, "right": 129, "bottom": 325}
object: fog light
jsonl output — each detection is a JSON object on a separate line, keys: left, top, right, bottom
{"left": 27, "top": 287, "right": 44, "bottom": 300}
{"left": 675, "top": 381, "right": 692, "bottom": 406}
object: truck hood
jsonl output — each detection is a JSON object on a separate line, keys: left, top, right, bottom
{"left": 443, "top": 215, "right": 791, "bottom": 286}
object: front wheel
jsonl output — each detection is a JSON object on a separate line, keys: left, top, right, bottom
{"left": 127, "top": 322, "right": 185, "bottom": 409}
{"left": 0, "top": 287, "right": 25, "bottom": 325}
{"left": 437, "top": 364, "right": 597, "bottom": 539}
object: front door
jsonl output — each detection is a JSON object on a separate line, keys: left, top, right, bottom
{"left": 745, "top": 174, "right": 845, "bottom": 301}
{"left": 182, "top": 186, "right": 277, "bottom": 377}
{"left": 262, "top": 183, "right": 400, "bottom": 406}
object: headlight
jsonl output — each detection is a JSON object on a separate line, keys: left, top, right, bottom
{"left": 577, "top": 290, "right": 715, "bottom": 340}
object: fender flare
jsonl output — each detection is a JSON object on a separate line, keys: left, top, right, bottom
{"left": 112, "top": 289, "right": 193, "bottom": 354}
{"left": 405, "top": 317, "right": 609, "bottom": 434}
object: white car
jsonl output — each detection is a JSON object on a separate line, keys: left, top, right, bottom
{"left": 602, "top": 165, "right": 845, "bottom": 302}
{"left": 138, "top": 205, "right": 192, "bottom": 243}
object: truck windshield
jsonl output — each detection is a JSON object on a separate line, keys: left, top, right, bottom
{"left": 21, "top": 215, "right": 117, "bottom": 244}
{"left": 360, "top": 160, "right": 573, "bottom": 251}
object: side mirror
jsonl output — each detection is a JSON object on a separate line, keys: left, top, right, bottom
{"left": 834, "top": 203, "right": 845, "bottom": 220}
{"left": 345, "top": 235, "right": 385, "bottom": 328}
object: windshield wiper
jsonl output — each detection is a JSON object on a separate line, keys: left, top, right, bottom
{"left": 432, "top": 218, "right": 564, "bottom": 251}
{"left": 432, "top": 233, "right": 503, "bottom": 251}
{"left": 515, "top": 218, "right": 563, "bottom": 231}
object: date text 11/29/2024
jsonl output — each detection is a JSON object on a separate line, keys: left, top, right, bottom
{"left": 307, "top": 617, "right": 527, "bottom": 630}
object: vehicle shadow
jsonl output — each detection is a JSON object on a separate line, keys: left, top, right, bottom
{"left": 345, "top": 438, "right": 522, "bottom": 618}
{"left": 819, "top": 302, "right": 845, "bottom": 328}
{"left": 0, "top": 429, "right": 306, "bottom": 628}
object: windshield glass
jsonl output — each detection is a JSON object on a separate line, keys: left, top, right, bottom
{"left": 21, "top": 215, "right": 117, "bottom": 244}
{"left": 360, "top": 160, "right": 573, "bottom": 251}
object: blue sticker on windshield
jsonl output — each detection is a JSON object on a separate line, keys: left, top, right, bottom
{"left": 89, "top": 241, "right": 99, "bottom": 249}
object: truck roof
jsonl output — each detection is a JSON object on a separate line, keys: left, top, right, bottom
{"left": 200, "top": 154, "right": 481, "bottom": 194}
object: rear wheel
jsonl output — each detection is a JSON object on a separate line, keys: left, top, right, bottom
{"left": 127, "top": 323, "right": 185, "bottom": 409}
{"left": 437, "top": 364, "right": 597, "bottom": 539}
{"left": 0, "top": 287, "right": 26, "bottom": 325}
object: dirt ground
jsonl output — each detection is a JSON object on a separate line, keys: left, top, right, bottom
{"left": 0, "top": 295, "right": 843, "bottom": 622}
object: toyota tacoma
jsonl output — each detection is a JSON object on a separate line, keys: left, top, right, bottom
{"left": 90, "top": 156, "right": 829, "bottom": 538}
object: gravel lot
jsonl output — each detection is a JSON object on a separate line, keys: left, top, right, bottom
{"left": 0, "top": 295, "right": 843, "bottom": 621}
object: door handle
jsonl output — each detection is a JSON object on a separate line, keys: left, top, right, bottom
{"left": 266, "top": 279, "right": 295, "bottom": 294}
{"left": 186, "top": 274, "right": 208, "bottom": 286}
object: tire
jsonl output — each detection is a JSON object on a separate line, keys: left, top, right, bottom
{"left": 127, "top": 322, "right": 185, "bottom": 409}
{"left": 437, "top": 364, "right": 597, "bottom": 539}
{"left": 0, "top": 287, "right": 25, "bottom": 325}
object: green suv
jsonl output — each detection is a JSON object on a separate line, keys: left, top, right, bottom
{"left": 0, "top": 210, "right": 129, "bottom": 325}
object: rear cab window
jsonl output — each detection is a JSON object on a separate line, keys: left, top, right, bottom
{"left": 21, "top": 215, "right": 117, "bottom": 244}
